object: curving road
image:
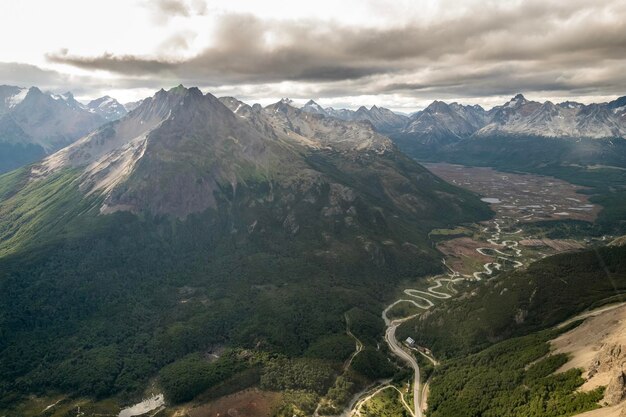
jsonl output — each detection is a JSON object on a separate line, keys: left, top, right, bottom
{"left": 352, "top": 384, "right": 412, "bottom": 417}
{"left": 384, "top": 316, "right": 421, "bottom": 417}
{"left": 379, "top": 273, "right": 466, "bottom": 417}
{"left": 352, "top": 218, "right": 529, "bottom": 416}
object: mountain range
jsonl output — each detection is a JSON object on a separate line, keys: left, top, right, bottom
{"left": 34, "top": 86, "right": 421, "bottom": 218}
{"left": 305, "top": 94, "right": 626, "bottom": 142}
{"left": 435, "top": 94, "right": 625, "bottom": 140}
{"left": 3, "top": 84, "right": 625, "bottom": 176}
{"left": 385, "top": 94, "right": 626, "bottom": 170}
{"left": 0, "top": 85, "right": 128, "bottom": 173}
{"left": 300, "top": 99, "right": 409, "bottom": 133}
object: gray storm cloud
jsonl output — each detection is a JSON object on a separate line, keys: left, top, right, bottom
{"left": 34, "top": 0, "right": 626, "bottom": 101}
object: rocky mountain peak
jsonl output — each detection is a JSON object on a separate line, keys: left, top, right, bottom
{"left": 557, "top": 101, "right": 584, "bottom": 109}
{"left": 87, "top": 95, "right": 127, "bottom": 121}
{"left": 301, "top": 99, "right": 327, "bottom": 115}
{"left": 425, "top": 100, "right": 451, "bottom": 113}
{"left": 0, "top": 85, "right": 29, "bottom": 113}
{"left": 26, "top": 86, "right": 43, "bottom": 96}
{"left": 505, "top": 93, "right": 528, "bottom": 108}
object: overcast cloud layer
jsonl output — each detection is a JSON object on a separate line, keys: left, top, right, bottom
{"left": 1, "top": 0, "right": 625, "bottom": 110}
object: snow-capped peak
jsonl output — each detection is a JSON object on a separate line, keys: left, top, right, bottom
{"left": 86, "top": 95, "right": 127, "bottom": 121}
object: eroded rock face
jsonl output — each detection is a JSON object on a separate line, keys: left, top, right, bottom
{"left": 605, "top": 369, "right": 626, "bottom": 406}
{"left": 589, "top": 344, "right": 626, "bottom": 379}
{"left": 588, "top": 343, "right": 626, "bottom": 406}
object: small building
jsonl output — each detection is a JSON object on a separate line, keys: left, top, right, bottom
{"left": 405, "top": 337, "right": 415, "bottom": 347}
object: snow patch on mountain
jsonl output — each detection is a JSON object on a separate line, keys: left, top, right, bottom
{"left": 6, "top": 88, "right": 28, "bottom": 108}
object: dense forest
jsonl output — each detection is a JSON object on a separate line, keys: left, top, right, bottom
{"left": 427, "top": 328, "right": 604, "bottom": 417}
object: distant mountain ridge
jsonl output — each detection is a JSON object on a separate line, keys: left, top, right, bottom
{"left": 398, "top": 93, "right": 626, "bottom": 145}
{"left": 87, "top": 95, "right": 127, "bottom": 120}
{"left": 0, "top": 85, "right": 128, "bottom": 173}
{"left": 476, "top": 94, "right": 626, "bottom": 139}
{"left": 299, "top": 99, "right": 409, "bottom": 133}
{"left": 293, "top": 94, "right": 626, "bottom": 142}
{"left": 403, "top": 100, "right": 487, "bottom": 144}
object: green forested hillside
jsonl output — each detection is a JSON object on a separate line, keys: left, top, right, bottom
{"left": 427, "top": 329, "right": 604, "bottom": 417}
{"left": 392, "top": 243, "right": 626, "bottom": 417}
{"left": 0, "top": 145, "right": 491, "bottom": 410}
{"left": 398, "top": 244, "right": 626, "bottom": 358}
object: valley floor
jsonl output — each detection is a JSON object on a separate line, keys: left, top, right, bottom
{"left": 424, "top": 162, "right": 601, "bottom": 223}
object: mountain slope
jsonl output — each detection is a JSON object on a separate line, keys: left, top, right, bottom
{"left": 0, "top": 86, "right": 491, "bottom": 408}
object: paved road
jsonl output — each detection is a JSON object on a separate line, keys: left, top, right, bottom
{"left": 375, "top": 218, "right": 514, "bottom": 416}
{"left": 384, "top": 316, "right": 421, "bottom": 417}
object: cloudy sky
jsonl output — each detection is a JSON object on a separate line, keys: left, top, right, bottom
{"left": 1, "top": 0, "right": 625, "bottom": 111}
